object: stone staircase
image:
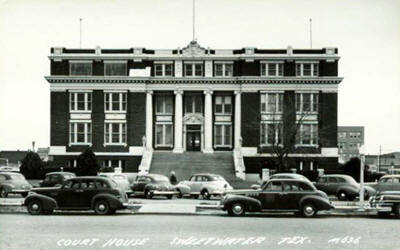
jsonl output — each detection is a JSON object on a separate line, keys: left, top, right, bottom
{"left": 149, "top": 151, "right": 256, "bottom": 189}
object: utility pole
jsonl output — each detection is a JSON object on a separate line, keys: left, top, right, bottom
{"left": 377, "top": 145, "right": 381, "bottom": 172}
{"left": 79, "top": 18, "right": 82, "bottom": 48}
{"left": 359, "top": 145, "right": 365, "bottom": 206}
{"left": 309, "top": 18, "right": 312, "bottom": 49}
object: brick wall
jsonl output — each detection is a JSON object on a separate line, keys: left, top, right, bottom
{"left": 50, "top": 91, "right": 68, "bottom": 146}
{"left": 127, "top": 92, "right": 146, "bottom": 146}
{"left": 241, "top": 92, "right": 260, "bottom": 147}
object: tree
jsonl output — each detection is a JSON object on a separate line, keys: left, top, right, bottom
{"left": 245, "top": 92, "right": 333, "bottom": 173}
{"left": 75, "top": 148, "right": 100, "bottom": 176}
{"left": 20, "top": 151, "right": 44, "bottom": 179}
{"left": 341, "top": 157, "right": 371, "bottom": 182}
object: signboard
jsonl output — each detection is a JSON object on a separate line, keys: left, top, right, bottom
{"left": 262, "top": 168, "right": 270, "bottom": 181}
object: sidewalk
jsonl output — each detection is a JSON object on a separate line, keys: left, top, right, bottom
{"left": 0, "top": 201, "right": 378, "bottom": 216}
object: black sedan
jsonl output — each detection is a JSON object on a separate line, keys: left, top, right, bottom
{"left": 221, "top": 179, "right": 333, "bottom": 217}
{"left": 24, "top": 177, "right": 129, "bottom": 215}
{"left": 131, "top": 174, "right": 178, "bottom": 199}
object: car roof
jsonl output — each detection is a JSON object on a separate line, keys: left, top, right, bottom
{"left": 69, "top": 176, "right": 110, "bottom": 181}
{"left": 381, "top": 175, "right": 400, "bottom": 178}
{"left": 192, "top": 173, "right": 222, "bottom": 177}
{"left": 46, "top": 172, "right": 75, "bottom": 176}
{"left": 0, "top": 172, "right": 23, "bottom": 176}
{"left": 137, "top": 174, "right": 167, "bottom": 178}
{"left": 321, "top": 174, "right": 352, "bottom": 178}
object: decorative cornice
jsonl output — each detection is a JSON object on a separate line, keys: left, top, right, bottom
{"left": 45, "top": 76, "right": 343, "bottom": 85}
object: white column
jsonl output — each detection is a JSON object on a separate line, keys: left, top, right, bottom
{"left": 203, "top": 89, "right": 214, "bottom": 153}
{"left": 234, "top": 90, "right": 242, "bottom": 149}
{"left": 145, "top": 91, "right": 153, "bottom": 150}
{"left": 173, "top": 90, "right": 184, "bottom": 153}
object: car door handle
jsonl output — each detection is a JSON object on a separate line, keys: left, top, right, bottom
{"left": 74, "top": 189, "right": 84, "bottom": 193}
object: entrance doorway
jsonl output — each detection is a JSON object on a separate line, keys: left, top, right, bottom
{"left": 186, "top": 125, "right": 201, "bottom": 151}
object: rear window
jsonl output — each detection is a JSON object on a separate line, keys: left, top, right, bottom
{"left": 10, "top": 174, "right": 25, "bottom": 180}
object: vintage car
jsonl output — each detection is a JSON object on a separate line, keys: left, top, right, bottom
{"left": 178, "top": 173, "right": 233, "bottom": 199}
{"left": 98, "top": 173, "right": 132, "bottom": 195}
{"left": 131, "top": 174, "right": 189, "bottom": 199}
{"left": 251, "top": 173, "right": 311, "bottom": 190}
{"left": 369, "top": 191, "right": 400, "bottom": 218}
{"left": 0, "top": 172, "right": 32, "bottom": 198}
{"left": 314, "top": 174, "right": 376, "bottom": 201}
{"left": 368, "top": 175, "right": 400, "bottom": 192}
{"left": 24, "top": 177, "right": 129, "bottom": 215}
{"left": 221, "top": 179, "right": 333, "bottom": 217}
{"left": 39, "top": 172, "right": 76, "bottom": 187}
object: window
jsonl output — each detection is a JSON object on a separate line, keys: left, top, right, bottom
{"left": 104, "top": 62, "right": 127, "bottom": 76}
{"left": 349, "top": 132, "right": 361, "bottom": 139}
{"left": 155, "top": 124, "right": 173, "bottom": 146}
{"left": 105, "top": 123, "right": 126, "bottom": 145}
{"left": 261, "top": 93, "right": 283, "bottom": 113}
{"left": 156, "top": 95, "right": 173, "bottom": 114}
{"left": 296, "top": 63, "right": 319, "bottom": 77}
{"left": 184, "top": 63, "right": 203, "bottom": 76}
{"left": 215, "top": 96, "right": 232, "bottom": 114}
{"left": 214, "top": 63, "right": 233, "bottom": 77}
{"left": 105, "top": 92, "right": 127, "bottom": 112}
{"left": 69, "top": 122, "right": 92, "bottom": 144}
{"left": 265, "top": 181, "right": 282, "bottom": 191}
{"left": 214, "top": 124, "right": 232, "bottom": 147}
{"left": 154, "top": 63, "right": 173, "bottom": 76}
{"left": 295, "top": 93, "right": 318, "bottom": 113}
{"left": 338, "top": 143, "right": 345, "bottom": 149}
{"left": 328, "top": 177, "right": 337, "bottom": 183}
{"left": 70, "top": 92, "right": 92, "bottom": 112}
{"left": 185, "top": 95, "right": 202, "bottom": 113}
{"left": 103, "top": 160, "right": 125, "bottom": 169}
{"left": 297, "top": 123, "right": 318, "bottom": 145}
{"left": 261, "top": 123, "right": 283, "bottom": 145}
{"left": 69, "top": 61, "right": 92, "bottom": 76}
{"left": 338, "top": 132, "right": 347, "bottom": 139}
{"left": 261, "top": 63, "right": 283, "bottom": 77}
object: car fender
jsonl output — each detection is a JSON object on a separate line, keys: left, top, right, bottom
{"left": 224, "top": 195, "right": 262, "bottom": 212}
{"left": 336, "top": 186, "right": 358, "bottom": 197}
{"left": 175, "top": 184, "right": 190, "bottom": 194}
{"left": 299, "top": 195, "right": 333, "bottom": 211}
{"left": 0, "top": 184, "right": 13, "bottom": 192}
{"left": 144, "top": 183, "right": 157, "bottom": 192}
{"left": 91, "top": 193, "right": 122, "bottom": 209}
{"left": 200, "top": 183, "right": 219, "bottom": 193}
{"left": 24, "top": 193, "right": 58, "bottom": 210}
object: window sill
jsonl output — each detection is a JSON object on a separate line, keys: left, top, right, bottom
{"left": 104, "top": 143, "right": 127, "bottom": 147}
{"left": 295, "top": 144, "right": 319, "bottom": 148}
{"left": 70, "top": 110, "right": 92, "bottom": 113}
{"left": 260, "top": 144, "right": 284, "bottom": 147}
{"left": 104, "top": 111, "right": 127, "bottom": 114}
{"left": 69, "top": 143, "right": 92, "bottom": 146}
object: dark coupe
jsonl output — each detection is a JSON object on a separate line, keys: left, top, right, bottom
{"left": 131, "top": 174, "right": 178, "bottom": 199}
{"left": 24, "top": 177, "right": 129, "bottom": 215}
{"left": 221, "top": 179, "right": 333, "bottom": 217}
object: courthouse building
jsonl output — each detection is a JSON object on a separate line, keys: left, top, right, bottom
{"left": 46, "top": 40, "right": 342, "bottom": 175}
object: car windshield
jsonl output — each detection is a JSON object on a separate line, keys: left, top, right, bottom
{"left": 112, "top": 175, "right": 127, "bottom": 181}
{"left": 10, "top": 174, "right": 25, "bottom": 180}
{"left": 153, "top": 175, "right": 169, "bottom": 182}
{"left": 64, "top": 174, "right": 75, "bottom": 180}
{"left": 211, "top": 176, "right": 225, "bottom": 181}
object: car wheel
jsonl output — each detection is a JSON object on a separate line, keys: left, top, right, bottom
{"left": 27, "top": 199, "right": 43, "bottom": 215}
{"left": 301, "top": 202, "right": 317, "bottom": 217}
{"left": 177, "top": 190, "right": 183, "bottom": 198}
{"left": 0, "top": 188, "right": 8, "bottom": 198}
{"left": 228, "top": 203, "right": 246, "bottom": 216}
{"left": 201, "top": 190, "right": 210, "bottom": 200}
{"left": 394, "top": 204, "right": 400, "bottom": 219}
{"left": 94, "top": 199, "right": 110, "bottom": 215}
{"left": 337, "top": 191, "right": 348, "bottom": 201}
{"left": 145, "top": 190, "right": 153, "bottom": 199}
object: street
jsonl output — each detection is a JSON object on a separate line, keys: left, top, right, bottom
{"left": 1, "top": 212, "right": 398, "bottom": 250}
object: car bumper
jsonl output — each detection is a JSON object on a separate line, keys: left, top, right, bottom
{"left": 11, "top": 189, "right": 30, "bottom": 193}
{"left": 152, "top": 191, "right": 178, "bottom": 196}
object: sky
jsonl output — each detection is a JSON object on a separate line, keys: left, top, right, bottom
{"left": 0, "top": 0, "right": 399, "bottom": 155}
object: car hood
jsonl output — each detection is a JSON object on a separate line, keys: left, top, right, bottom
{"left": 31, "top": 186, "right": 61, "bottom": 195}
{"left": 9, "top": 180, "right": 32, "bottom": 188}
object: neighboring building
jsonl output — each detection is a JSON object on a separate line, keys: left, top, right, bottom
{"left": 366, "top": 152, "right": 400, "bottom": 173}
{"left": 337, "top": 126, "right": 364, "bottom": 163}
{"left": 0, "top": 150, "right": 29, "bottom": 168}
{"left": 45, "top": 41, "right": 342, "bottom": 176}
